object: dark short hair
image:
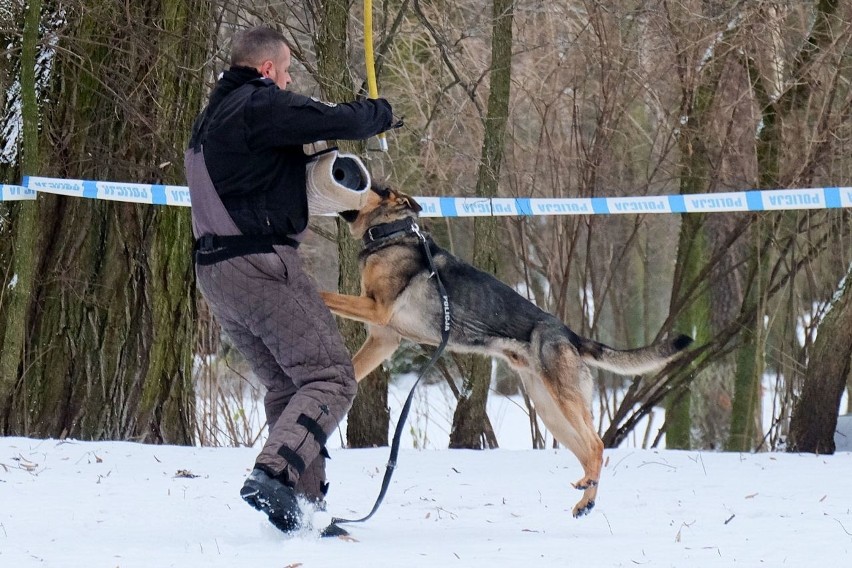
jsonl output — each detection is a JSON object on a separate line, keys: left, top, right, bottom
{"left": 230, "top": 27, "right": 289, "bottom": 67}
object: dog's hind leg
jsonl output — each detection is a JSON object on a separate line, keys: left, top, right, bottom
{"left": 543, "top": 387, "right": 603, "bottom": 517}
{"left": 351, "top": 325, "right": 402, "bottom": 382}
{"left": 561, "top": 405, "right": 604, "bottom": 518}
{"left": 531, "top": 346, "right": 604, "bottom": 518}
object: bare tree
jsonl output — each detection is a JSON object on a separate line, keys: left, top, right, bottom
{"left": 4, "top": 0, "right": 851, "bottom": 453}
{"left": 0, "top": 0, "right": 210, "bottom": 442}
{"left": 447, "top": 0, "right": 514, "bottom": 449}
{"left": 789, "top": 264, "right": 852, "bottom": 453}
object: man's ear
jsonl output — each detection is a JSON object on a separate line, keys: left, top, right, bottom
{"left": 259, "top": 60, "right": 274, "bottom": 78}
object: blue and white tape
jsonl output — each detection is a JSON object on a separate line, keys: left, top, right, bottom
{"left": 19, "top": 176, "right": 192, "bottom": 206}
{"left": 3, "top": 176, "right": 852, "bottom": 217}
{"left": 1, "top": 183, "right": 36, "bottom": 202}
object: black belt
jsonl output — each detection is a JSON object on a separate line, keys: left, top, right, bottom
{"left": 193, "top": 234, "right": 299, "bottom": 265}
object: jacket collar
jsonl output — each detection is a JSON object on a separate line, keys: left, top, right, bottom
{"left": 208, "top": 66, "right": 271, "bottom": 108}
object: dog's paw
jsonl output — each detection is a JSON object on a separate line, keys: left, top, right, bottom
{"left": 572, "top": 499, "right": 595, "bottom": 518}
{"left": 571, "top": 478, "right": 598, "bottom": 491}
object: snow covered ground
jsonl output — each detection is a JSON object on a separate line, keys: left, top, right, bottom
{"left": 2, "top": 435, "right": 851, "bottom": 567}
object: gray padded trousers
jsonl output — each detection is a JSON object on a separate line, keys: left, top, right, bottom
{"left": 196, "top": 245, "right": 357, "bottom": 502}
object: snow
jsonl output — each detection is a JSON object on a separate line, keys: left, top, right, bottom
{"left": 1, "top": 84, "right": 21, "bottom": 165}
{"left": 2, "top": 434, "right": 851, "bottom": 567}
{"left": 3, "top": 356, "right": 850, "bottom": 567}
{"left": 2, "top": 349, "right": 850, "bottom": 566}
{"left": 837, "top": 415, "right": 852, "bottom": 452}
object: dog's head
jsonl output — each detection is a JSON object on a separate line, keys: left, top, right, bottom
{"left": 339, "top": 183, "right": 422, "bottom": 239}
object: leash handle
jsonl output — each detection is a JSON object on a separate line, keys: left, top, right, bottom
{"left": 330, "top": 232, "right": 451, "bottom": 527}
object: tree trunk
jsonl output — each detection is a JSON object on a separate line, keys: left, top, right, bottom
{"left": 314, "top": 0, "right": 390, "bottom": 447}
{"left": 665, "top": 213, "right": 710, "bottom": 450}
{"left": 725, "top": 95, "right": 776, "bottom": 452}
{"left": 725, "top": 228, "right": 768, "bottom": 451}
{"left": 0, "top": 0, "right": 209, "bottom": 442}
{"left": 663, "top": 8, "right": 728, "bottom": 449}
{"left": 0, "top": 0, "right": 42, "bottom": 421}
{"left": 449, "top": 0, "right": 513, "bottom": 449}
{"left": 726, "top": 0, "right": 842, "bottom": 452}
{"left": 788, "top": 265, "right": 852, "bottom": 453}
{"left": 725, "top": 292, "right": 766, "bottom": 451}
{"left": 339, "top": 220, "right": 390, "bottom": 448}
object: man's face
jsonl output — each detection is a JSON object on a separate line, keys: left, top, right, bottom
{"left": 259, "top": 44, "right": 292, "bottom": 90}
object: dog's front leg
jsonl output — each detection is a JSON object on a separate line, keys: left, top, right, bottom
{"left": 321, "top": 291, "right": 390, "bottom": 326}
{"left": 351, "top": 325, "right": 402, "bottom": 381}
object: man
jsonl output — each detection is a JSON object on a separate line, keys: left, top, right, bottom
{"left": 185, "top": 26, "right": 397, "bottom": 535}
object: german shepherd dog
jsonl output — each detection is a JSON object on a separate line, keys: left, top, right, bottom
{"left": 321, "top": 185, "right": 692, "bottom": 518}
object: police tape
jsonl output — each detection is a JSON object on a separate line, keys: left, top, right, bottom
{"left": 3, "top": 176, "right": 852, "bottom": 217}
{"left": 5, "top": 177, "right": 191, "bottom": 206}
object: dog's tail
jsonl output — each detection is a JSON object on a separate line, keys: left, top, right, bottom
{"left": 577, "top": 334, "right": 693, "bottom": 375}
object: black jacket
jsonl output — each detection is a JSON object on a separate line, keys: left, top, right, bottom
{"left": 189, "top": 66, "right": 394, "bottom": 236}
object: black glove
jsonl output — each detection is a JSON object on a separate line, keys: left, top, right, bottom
{"left": 374, "top": 98, "right": 402, "bottom": 131}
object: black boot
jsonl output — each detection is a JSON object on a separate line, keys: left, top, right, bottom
{"left": 240, "top": 467, "right": 302, "bottom": 533}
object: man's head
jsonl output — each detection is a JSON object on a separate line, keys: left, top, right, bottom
{"left": 230, "top": 27, "right": 292, "bottom": 89}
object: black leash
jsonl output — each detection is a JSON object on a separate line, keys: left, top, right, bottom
{"left": 326, "top": 222, "right": 451, "bottom": 532}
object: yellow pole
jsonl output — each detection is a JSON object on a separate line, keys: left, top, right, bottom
{"left": 364, "top": 0, "right": 388, "bottom": 151}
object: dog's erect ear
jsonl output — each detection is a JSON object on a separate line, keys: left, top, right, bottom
{"left": 370, "top": 184, "right": 391, "bottom": 199}
{"left": 339, "top": 210, "right": 359, "bottom": 223}
{"left": 371, "top": 183, "right": 421, "bottom": 212}
{"left": 400, "top": 195, "right": 422, "bottom": 213}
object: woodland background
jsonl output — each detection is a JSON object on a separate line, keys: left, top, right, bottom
{"left": 1, "top": 0, "right": 851, "bottom": 455}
